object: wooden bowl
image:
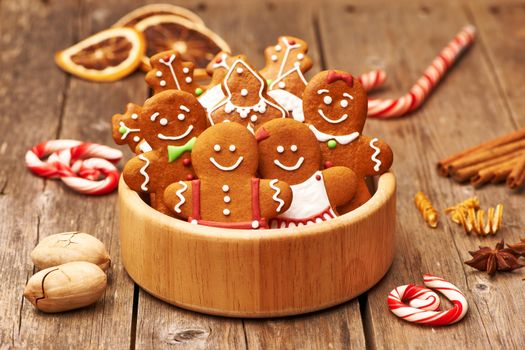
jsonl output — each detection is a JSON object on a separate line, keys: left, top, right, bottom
{"left": 118, "top": 172, "right": 396, "bottom": 318}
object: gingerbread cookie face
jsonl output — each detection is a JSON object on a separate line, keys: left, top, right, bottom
{"left": 303, "top": 70, "right": 367, "bottom": 136}
{"left": 192, "top": 122, "right": 258, "bottom": 176}
{"left": 260, "top": 36, "right": 313, "bottom": 84}
{"left": 208, "top": 59, "right": 287, "bottom": 132}
{"left": 145, "top": 50, "right": 202, "bottom": 96}
{"left": 256, "top": 119, "right": 321, "bottom": 185}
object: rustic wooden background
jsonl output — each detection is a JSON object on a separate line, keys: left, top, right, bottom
{"left": 1, "top": 0, "right": 524, "bottom": 348}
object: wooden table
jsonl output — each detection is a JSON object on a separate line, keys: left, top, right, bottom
{"left": 1, "top": 0, "right": 524, "bottom": 348}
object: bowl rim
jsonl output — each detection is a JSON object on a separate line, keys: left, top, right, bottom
{"left": 119, "top": 172, "right": 396, "bottom": 241}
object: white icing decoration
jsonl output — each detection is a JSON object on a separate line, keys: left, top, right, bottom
{"left": 139, "top": 141, "right": 152, "bottom": 153}
{"left": 236, "top": 67, "right": 243, "bottom": 74}
{"left": 241, "top": 88, "right": 248, "bottom": 96}
{"left": 209, "top": 156, "right": 244, "bottom": 171}
{"left": 174, "top": 181, "right": 188, "bottom": 213}
{"left": 267, "top": 89, "right": 304, "bottom": 122}
{"left": 185, "top": 77, "right": 192, "bottom": 83}
{"left": 133, "top": 136, "right": 140, "bottom": 142}
{"left": 340, "top": 100, "right": 349, "bottom": 108}
{"left": 223, "top": 208, "right": 230, "bottom": 216}
{"left": 222, "top": 184, "right": 229, "bottom": 192}
{"left": 317, "top": 89, "right": 329, "bottom": 94}
{"left": 369, "top": 137, "right": 382, "bottom": 172}
{"left": 271, "top": 55, "right": 278, "bottom": 62}
{"left": 212, "top": 53, "right": 230, "bottom": 70}
{"left": 274, "top": 157, "right": 304, "bottom": 171}
{"left": 250, "top": 115, "right": 257, "bottom": 122}
{"left": 131, "top": 113, "right": 139, "bottom": 120}
{"left": 160, "top": 118, "right": 168, "bottom": 126}
{"left": 278, "top": 81, "right": 286, "bottom": 89}
{"left": 214, "top": 144, "right": 221, "bottom": 152}
{"left": 269, "top": 66, "right": 308, "bottom": 91}
{"left": 275, "top": 45, "right": 282, "bottom": 52}
{"left": 269, "top": 179, "right": 284, "bottom": 212}
{"left": 323, "top": 96, "right": 332, "bottom": 105}
{"left": 276, "top": 37, "right": 301, "bottom": 79}
{"left": 159, "top": 54, "right": 181, "bottom": 90}
{"left": 277, "top": 145, "right": 284, "bottom": 153}
{"left": 209, "top": 60, "right": 286, "bottom": 126}
{"left": 224, "top": 195, "right": 231, "bottom": 203}
{"left": 156, "top": 71, "right": 162, "bottom": 77}
{"left": 229, "top": 144, "right": 236, "bottom": 152}
{"left": 291, "top": 145, "right": 298, "bottom": 152}
{"left": 308, "top": 125, "right": 360, "bottom": 145}
{"left": 157, "top": 125, "right": 194, "bottom": 140}
{"left": 183, "top": 67, "right": 189, "bottom": 74}
{"left": 251, "top": 220, "right": 260, "bottom": 229}
{"left": 191, "top": 219, "right": 198, "bottom": 224}
{"left": 119, "top": 121, "right": 140, "bottom": 140}
{"left": 150, "top": 112, "right": 160, "bottom": 121}
{"left": 297, "top": 53, "right": 304, "bottom": 60}
{"left": 180, "top": 105, "right": 190, "bottom": 112}
{"left": 343, "top": 93, "right": 354, "bottom": 100}
{"left": 318, "top": 109, "right": 347, "bottom": 124}
{"left": 160, "top": 80, "right": 166, "bottom": 87}
{"left": 178, "top": 113, "right": 185, "bottom": 121}
{"left": 138, "top": 154, "right": 150, "bottom": 191}
{"left": 199, "top": 84, "right": 225, "bottom": 112}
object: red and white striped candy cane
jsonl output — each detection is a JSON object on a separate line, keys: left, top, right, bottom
{"left": 358, "top": 69, "right": 387, "bottom": 93}
{"left": 25, "top": 140, "right": 123, "bottom": 195}
{"left": 368, "top": 25, "right": 476, "bottom": 119}
{"left": 388, "top": 274, "right": 468, "bottom": 326}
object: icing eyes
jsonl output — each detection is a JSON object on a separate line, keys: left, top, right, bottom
{"left": 214, "top": 144, "right": 221, "bottom": 152}
{"left": 271, "top": 54, "right": 278, "bottom": 62}
{"left": 131, "top": 113, "right": 138, "bottom": 120}
{"left": 275, "top": 45, "right": 282, "bottom": 52}
{"left": 291, "top": 145, "right": 298, "bottom": 152}
{"left": 177, "top": 113, "right": 185, "bottom": 121}
{"left": 277, "top": 145, "right": 284, "bottom": 153}
{"left": 183, "top": 67, "right": 189, "bottom": 74}
{"left": 155, "top": 71, "right": 162, "bottom": 77}
{"left": 340, "top": 100, "right": 349, "bottom": 108}
{"left": 236, "top": 67, "right": 244, "bottom": 74}
{"left": 297, "top": 53, "right": 304, "bottom": 60}
{"left": 159, "top": 118, "right": 168, "bottom": 126}
{"left": 229, "top": 145, "right": 236, "bottom": 152}
{"left": 241, "top": 88, "right": 248, "bottom": 96}
{"left": 323, "top": 96, "right": 332, "bottom": 105}
{"left": 185, "top": 77, "right": 192, "bottom": 83}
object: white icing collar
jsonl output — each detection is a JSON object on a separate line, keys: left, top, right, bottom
{"left": 308, "top": 124, "right": 360, "bottom": 145}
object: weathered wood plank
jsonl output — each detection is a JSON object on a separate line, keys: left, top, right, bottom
{"left": 133, "top": 1, "right": 365, "bottom": 349}
{"left": 319, "top": 0, "right": 525, "bottom": 348}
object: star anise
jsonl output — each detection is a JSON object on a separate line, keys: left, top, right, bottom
{"left": 465, "top": 240, "right": 524, "bottom": 276}
{"left": 507, "top": 237, "right": 525, "bottom": 257}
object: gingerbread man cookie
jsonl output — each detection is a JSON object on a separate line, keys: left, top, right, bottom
{"left": 256, "top": 119, "right": 358, "bottom": 228}
{"left": 208, "top": 59, "right": 287, "bottom": 133}
{"left": 145, "top": 50, "right": 202, "bottom": 96}
{"left": 163, "top": 122, "right": 292, "bottom": 228}
{"left": 260, "top": 36, "right": 313, "bottom": 85}
{"left": 118, "top": 90, "right": 207, "bottom": 215}
{"left": 199, "top": 52, "right": 248, "bottom": 111}
{"left": 112, "top": 103, "right": 151, "bottom": 154}
{"left": 302, "top": 70, "right": 393, "bottom": 211}
{"left": 267, "top": 65, "right": 308, "bottom": 122}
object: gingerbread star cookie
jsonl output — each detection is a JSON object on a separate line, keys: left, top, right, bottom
{"left": 302, "top": 70, "right": 393, "bottom": 211}
{"left": 145, "top": 50, "right": 202, "bottom": 96}
{"left": 163, "top": 122, "right": 292, "bottom": 228}
{"left": 118, "top": 90, "right": 207, "bottom": 215}
{"left": 208, "top": 59, "right": 288, "bottom": 133}
{"left": 256, "top": 119, "right": 357, "bottom": 228}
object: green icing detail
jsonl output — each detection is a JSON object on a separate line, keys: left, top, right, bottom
{"left": 119, "top": 126, "right": 127, "bottom": 135}
{"left": 167, "top": 136, "right": 197, "bottom": 163}
{"left": 195, "top": 87, "right": 203, "bottom": 96}
{"left": 266, "top": 79, "right": 273, "bottom": 86}
{"left": 327, "top": 140, "right": 337, "bottom": 149}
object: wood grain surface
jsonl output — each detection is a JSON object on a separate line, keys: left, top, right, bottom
{"left": 0, "top": 0, "right": 523, "bottom": 348}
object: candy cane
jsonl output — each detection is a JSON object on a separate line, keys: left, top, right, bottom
{"left": 358, "top": 69, "right": 387, "bottom": 93}
{"left": 388, "top": 274, "right": 468, "bottom": 326}
{"left": 368, "top": 25, "right": 476, "bottom": 119}
{"left": 25, "top": 140, "right": 123, "bottom": 195}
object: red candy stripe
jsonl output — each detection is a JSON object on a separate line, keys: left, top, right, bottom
{"left": 387, "top": 274, "right": 468, "bottom": 326}
{"left": 25, "top": 140, "right": 123, "bottom": 195}
{"left": 368, "top": 25, "right": 476, "bottom": 119}
{"left": 358, "top": 69, "right": 387, "bottom": 93}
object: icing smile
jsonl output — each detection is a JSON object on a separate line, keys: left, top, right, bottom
{"left": 158, "top": 125, "right": 194, "bottom": 140}
{"left": 317, "top": 109, "right": 348, "bottom": 124}
{"left": 210, "top": 156, "right": 244, "bottom": 171}
{"left": 274, "top": 157, "right": 304, "bottom": 171}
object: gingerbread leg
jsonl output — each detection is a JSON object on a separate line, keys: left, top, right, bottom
{"left": 337, "top": 180, "right": 371, "bottom": 213}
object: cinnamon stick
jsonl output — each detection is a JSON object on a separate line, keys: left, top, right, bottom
{"left": 507, "top": 154, "right": 525, "bottom": 189}
{"left": 470, "top": 158, "right": 517, "bottom": 188}
{"left": 437, "top": 127, "right": 525, "bottom": 176}
{"left": 450, "top": 150, "right": 522, "bottom": 182}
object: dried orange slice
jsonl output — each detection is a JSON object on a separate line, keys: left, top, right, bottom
{"left": 55, "top": 27, "right": 145, "bottom": 82}
{"left": 134, "top": 15, "right": 230, "bottom": 75}
{"left": 112, "top": 3, "right": 205, "bottom": 28}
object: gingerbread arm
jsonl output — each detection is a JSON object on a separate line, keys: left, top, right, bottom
{"left": 322, "top": 166, "right": 358, "bottom": 207}
{"left": 111, "top": 103, "right": 143, "bottom": 153}
{"left": 163, "top": 181, "right": 194, "bottom": 219}
{"left": 122, "top": 150, "right": 161, "bottom": 194}
{"left": 360, "top": 135, "right": 393, "bottom": 177}
{"left": 258, "top": 179, "right": 292, "bottom": 219}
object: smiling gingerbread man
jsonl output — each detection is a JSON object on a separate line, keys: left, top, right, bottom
{"left": 302, "top": 70, "right": 393, "bottom": 211}
{"left": 163, "top": 122, "right": 292, "bottom": 229}
{"left": 256, "top": 119, "right": 358, "bottom": 228}
{"left": 114, "top": 90, "right": 207, "bottom": 215}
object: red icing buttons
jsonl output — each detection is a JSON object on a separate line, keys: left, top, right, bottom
{"left": 315, "top": 174, "right": 321, "bottom": 181}
{"left": 186, "top": 174, "right": 194, "bottom": 180}
{"left": 289, "top": 40, "right": 296, "bottom": 45}
{"left": 324, "top": 161, "right": 333, "bottom": 169}
{"left": 216, "top": 58, "right": 222, "bottom": 63}
{"left": 183, "top": 158, "right": 191, "bottom": 166}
